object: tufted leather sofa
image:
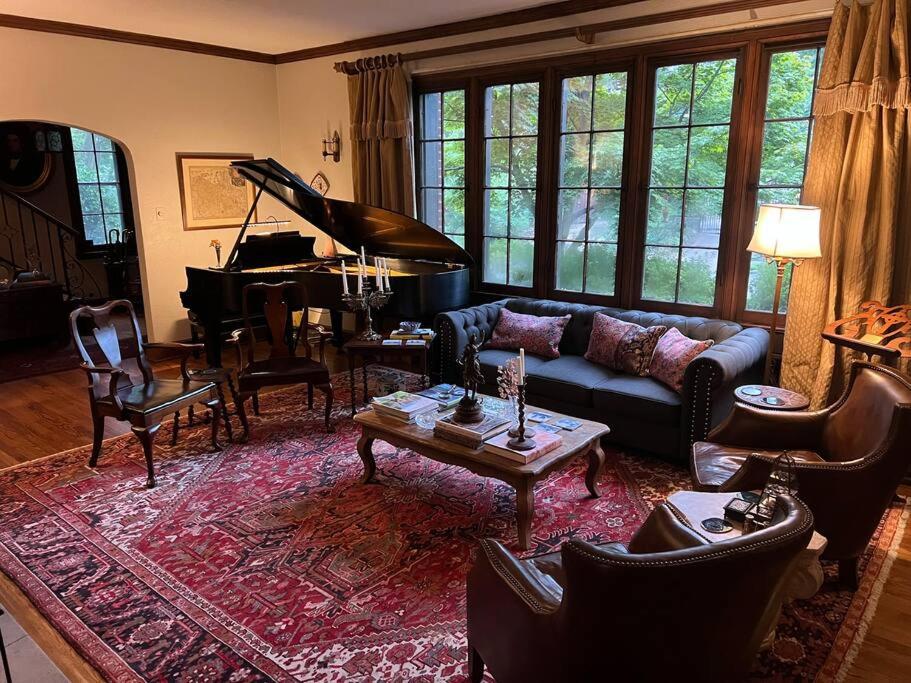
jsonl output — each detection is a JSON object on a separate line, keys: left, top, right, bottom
{"left": 433, "top": 298, "right": 768, "bottom": 460}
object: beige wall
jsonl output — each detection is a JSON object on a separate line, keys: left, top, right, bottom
{"left": 0, "top": 27, "right": 289, "bottom": 341}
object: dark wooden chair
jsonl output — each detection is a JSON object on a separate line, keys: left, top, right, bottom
{"left": 231, "top": 282, "right": 334, "bottom": 432}
{"left": 70, "top": 299, "right": 222, "bottom": 489}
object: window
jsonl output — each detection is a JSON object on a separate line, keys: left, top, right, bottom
{"left": 413, "top": 22, "right": 827, "bottom": 322}
{"left": 555, "top": 72, "right": 627, "bottom": 296}
{"left": 417, "top": 90, "right": 466, "bottom": 247}
{"left": 482, "top": 82, "right": 539, "bottom": 287}
{"left": 642, "top": 58, "right": 736, "bottom": 307}
{"left": 70, "top": 127, "right": 126, "bottom": 246}
{"left": 745, "top": 47, "right": 824, "bottom": 313}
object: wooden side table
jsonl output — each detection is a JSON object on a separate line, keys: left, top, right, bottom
{"left": 735, "top": 384, "right": 810, "bottom": 411}
{"left": 343, "top": 339, "right": 431, "bottom": 416}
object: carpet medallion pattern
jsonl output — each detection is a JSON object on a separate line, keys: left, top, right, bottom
{"left": 0, "top": 368, "right": 906, "bottom": 681}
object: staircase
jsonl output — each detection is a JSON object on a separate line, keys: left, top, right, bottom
{"left": 0, "top": 186, "right": 104, "bottom": 302}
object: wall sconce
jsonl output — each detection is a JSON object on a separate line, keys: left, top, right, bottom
{"left": 322, "top": 131, "right": 341, "bottom": 163}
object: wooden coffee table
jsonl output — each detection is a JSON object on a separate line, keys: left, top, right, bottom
{"left": 353, "top": 401, "right": 610, "bottom": 549}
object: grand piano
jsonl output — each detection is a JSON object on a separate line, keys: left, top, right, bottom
{"left": 180, "top": 158, "right": 473, "bottom": 366}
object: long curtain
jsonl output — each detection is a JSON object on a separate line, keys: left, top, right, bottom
{"left": 781, "top": 0, "right": 911, "bottom": 405}
{"left": 344, "top": 54, "right": 415, "bottom": 216}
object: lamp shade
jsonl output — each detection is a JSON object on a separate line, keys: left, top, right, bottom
{"left": 748, "top": 204, "right": 822, "bottom": 259}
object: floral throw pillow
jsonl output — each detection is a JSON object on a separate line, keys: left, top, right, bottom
{"left": 648, "top": 327, "right": 714, "bottom": 392}
{"left": 584, "top": 313, "right": 666, "bottom": 376}
{"left": 485, "top": 308, "right": 571, "bottom": 359}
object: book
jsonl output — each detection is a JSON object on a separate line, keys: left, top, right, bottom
{"left": 371, "top": 391, "right": 439, "bottom": 421}
{"left": 434, "top": 412, "right": 511, "bottom": 447}
{"left": 483, "top": 430, "right": 563, "bottom": 464}
{"left": 405, "top": 339, "right": 427, "bottom": 347}
{"left": 418, "top": 384, "right": 462, "bottom": 409}
{"left": 390, "top": 328, "right": 435, "bottom": 340}
{"left": 381, "top": 339, "right": 403, "bottom": 346}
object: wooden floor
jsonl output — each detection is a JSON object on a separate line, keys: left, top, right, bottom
{"left": 1, "top": 348, "right": 909, "bottom": 680}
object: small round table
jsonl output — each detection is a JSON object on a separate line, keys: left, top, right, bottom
{"left": 735, "top": 385, "right": 810, "bottom": 411}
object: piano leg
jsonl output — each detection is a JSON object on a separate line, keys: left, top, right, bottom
{"left": 202, "top": 320, "right": 224, "bottom": 368}
{"left": 330, "top": 309, "right": 344, "bottom": 347}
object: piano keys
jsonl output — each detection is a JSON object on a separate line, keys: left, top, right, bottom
{"left": 180, "top": 158, "right": 473, "bottom": 366}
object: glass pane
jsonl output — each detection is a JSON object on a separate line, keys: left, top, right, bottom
{"left": 759, "top": 120, "right": 809, "bottom": 186}
{"left": 442, "top": 90, "right": 465, "bottom": 139}
{"left": 683, "top": 189, "right": 724, "bottom": 248}
{"left": 650, "top": 128, "right": 688, "bottom": 187}
{"left": 509, "top": 190, "right": 535, "bottom": 238}
{"left": 485, "top": 139, "right": 509, "bottom": 187}
{"left": 83, "top": 214, "right": 105, "bottom": 244}
{"left": 74, "top": 151, "right": 98, "bottom": 183}
{"left": 654, "top": 63, "right": 693, "bottom": 126}
{"left": 510, "top": 137, "right": 537, "bottom": 187}
{"left": 450, "top": 234, "right": 465, "bottom": 248}
{"left": 560, "top": 133, "right": 590, "bottom": 187}
{"left": 687, "top": 125, "right": 730, "bottom": 187}
{"left": 757, "top": 187, "right": 802, "bottom": 205}
{"left": 692, "top": 59, "right": 736, "bottom": 125}
{"left": 485, "top": 85, "right": 511, "bottom": 136}
{"left": 589, "top": 189, "right": 620, "bottom": 243}
{"left": 443, "top": 189, "right": 465, "bottom": 235}
{"left": 557, "top": 189, "right": 587, "bottom": 241}
{"left": 70, "top": 128, "right": 93, "bottom": 152}
{"left": 484, "top": 238, "right": 508, "bottom": 284}
{"left": 100, "top": 184, "right": 122, "bottom": 214}
{"left": 555, "top": 241, "right": 584, "bottom": 291}
{"left": 646, "top": 189, "right": 683, "bottom": 246}
{"left": 642, "top": 246, "right": 679, "bottom": 302}
{"left": 562, "top": 75, "right": 592, "bottom": 133}
{"left": 593, "top": 72, "right": 627, "bottom": 130}
{"left": 484, "top": 190, "right": 508, "bottom": 236}
{"left": 766, "top": 49, "right": 817, "bottom": 119}
{"left": 590, "top": 131, "right": 624, "bottom": 187}
{"left": 92, "top": 134, "right": 113, "bottom": 152}
{"left": 586, "top": 242, "right": 617, "bottom": 295}
{"left": 422, "top": 92, "right": 442, "bottom": 139}
{"left": 78, "top": 184, "right": 102, "bottom": 214}
{"left": 511, "top": 82, "right": 539, "bottom": 135}
{"left": 422, "top": 142, "right": 442, "bottom": 186}
{"left": 104, "top": 213, "right": 124, "bottom": 231}
{"left": 747, "top": 254, "right": 793, "bottom": 312}
{"left": 422, "top": 188, "right": 442, "bottom": 229}
{"left": 678, "top": 248, "right": 718, "bottom": 305}
{"left": 96, "top": 152, "right": 117, "bottom": 183}
{"left": 443, "top": 140, "right": 464, "bottom": 187}
{"left": 509, "top": 239, "right": 534, "bottom": 286}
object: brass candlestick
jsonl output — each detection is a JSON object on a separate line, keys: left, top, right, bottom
{"left": 342, "top": 285, "right": 391, "bottom": 341}
{"left": 507, "top": 383, "right": 536, "bottom": 450}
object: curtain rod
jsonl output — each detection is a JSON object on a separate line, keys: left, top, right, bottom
{"left": 334, "top": 52, "right": 404, "bottom": 75}
{"left": 333, "top": 0, "right": 818, "bottom": 72}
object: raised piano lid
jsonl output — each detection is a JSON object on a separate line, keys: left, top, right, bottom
{"left": 231, "top": 158, "right": 473, "bottom": 265}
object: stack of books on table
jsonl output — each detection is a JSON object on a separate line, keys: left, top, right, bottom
{"left": 389, "top": 327, "right": 435, "bottom": 341}
{"left": 483, "top": 431, "right": 563, "bottom": 465}
{"left": 417, "top": 384, "right": 462, "bottom": 409}
{"left": 371, "top": 391, "right": 439, "bottom": 423}
{"left": 434, "top": 413, "right": 511, "bottom": 448}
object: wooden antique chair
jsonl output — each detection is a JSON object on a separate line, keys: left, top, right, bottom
{"left": 231, "top": 282, "right": 334, "bottom": 432}
{"left": 70, "top": 299, "right": 222, "bottom": 489}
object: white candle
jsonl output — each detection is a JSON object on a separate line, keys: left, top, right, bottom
{"left": 519, "top": 348, "right": 526, "bottom": 383}
{"left": 357, "top": 258, "right": 363, "bottom": 294}
{"left": 375, "top": 256, "right": 383, "bottom": 291}
{"left": 383, "top": 258, "right": 392, "bottom": 290}
{"left": 360, "top": 246, "right": 366, "bottom": 266}
{"left": 340, "top": 259, "right": 349, "bottom": 295}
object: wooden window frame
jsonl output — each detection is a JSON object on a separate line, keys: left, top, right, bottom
{"left": 413, "top": 19, "right": 829, "bottom": 323}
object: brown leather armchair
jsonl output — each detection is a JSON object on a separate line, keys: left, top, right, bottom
{"left": 691, "top": 361, "right": 911, "bottom": 587}
{"left": 467, "top": 495, "right": 813, "bottom": 682}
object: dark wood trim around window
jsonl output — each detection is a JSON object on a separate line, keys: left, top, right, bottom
{"left": 413, "top": 19, "right": 828, "bottom": 323}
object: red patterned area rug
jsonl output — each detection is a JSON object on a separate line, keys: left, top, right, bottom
{"left": 0, "top": 368, "right": 906, "bottom": 681}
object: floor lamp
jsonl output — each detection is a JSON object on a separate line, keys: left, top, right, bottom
{"left": 747, "top": 204, "right": 822, "bottom": 385}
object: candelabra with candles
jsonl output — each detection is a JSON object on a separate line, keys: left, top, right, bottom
{"left": 339, "top": 251, "right": 393, "bottom": 342}
{"left": 507, "top": 348, "right": 537, "bottom": 450}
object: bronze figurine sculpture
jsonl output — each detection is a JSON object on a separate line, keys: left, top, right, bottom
{"left": 454, "top": 333, "right": 485, "bottom": 423}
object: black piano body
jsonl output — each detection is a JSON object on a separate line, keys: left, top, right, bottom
{"left": 180, "top": 158, "right": 473, "bottom": 367}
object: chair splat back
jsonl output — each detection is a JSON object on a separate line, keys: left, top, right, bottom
{"left": 242, "top": 282, "right": 311, "bottom": 363}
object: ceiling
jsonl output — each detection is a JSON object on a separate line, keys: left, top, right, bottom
{"left": 0, "top": 0, "right": 562, "bottom": 54}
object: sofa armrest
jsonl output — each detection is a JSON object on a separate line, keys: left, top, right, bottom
{"left": 679, "top": 327, "right": 769, "bottom": 457}
{"left": 433, "top": 300, "right": 508, "bottom": 384}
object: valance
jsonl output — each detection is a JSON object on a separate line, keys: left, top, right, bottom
{"left": 344, "top": 56, "right": 412, "bottom": 141}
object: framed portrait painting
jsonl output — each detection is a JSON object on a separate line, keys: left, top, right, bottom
{"left": 0, "top": 122, "right": 52, "bottom": 194}
{"left": 176, "top": 153, "right": 255, "bottom": 230}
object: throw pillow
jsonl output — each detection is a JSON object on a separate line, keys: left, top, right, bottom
{"left": 648, "top": 327, "right": 714, "bottom": 392}
{"left": 584, "top": 313, "right": 666, "bottom": 375}
{"left": 485, "top": 308, "right": 571, "bottom": 359}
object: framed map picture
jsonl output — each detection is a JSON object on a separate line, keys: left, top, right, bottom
{"left": 176, "top": 153, "right": 255, "bottom": 230}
